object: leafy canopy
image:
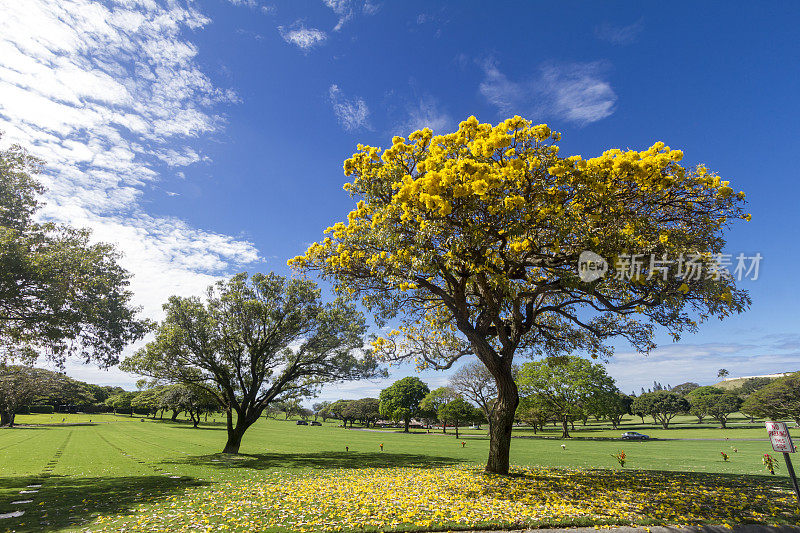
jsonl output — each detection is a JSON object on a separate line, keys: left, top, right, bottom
{"left": 0, "top": 139, "right": 149, "bottom": 367}
{"left": 741, "top": 372, "right": 800, "bottom": 424}
{"left": 438, "top": 397, "right": 480, "bottom": 426}
{"left": 290, "top": 116, "right": 750, "bottom": 370}
{"left": 631, "top": 390, "right": 690, "bottom": 429}
{"left": 516, "top": 356, "right": 618, "bottom": 422}
{"left": 419, "top": 386, "right": 457, "bottom": 420}
{"left": 122, "top": 272, "right": 382, "bottom": 452}
{"left": 378, "top": 376, "right": 429, "bottom": 420}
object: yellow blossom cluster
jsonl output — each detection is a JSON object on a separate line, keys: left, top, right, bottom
{"left": 94, "top": 466, "right": 798, "bottom": 532}
{"left": 288, "top": 115, "right": 749, "bottom": 296}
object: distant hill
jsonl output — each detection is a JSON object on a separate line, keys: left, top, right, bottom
{"left": 713, "top": 372, "right": 795, "bottom": 390}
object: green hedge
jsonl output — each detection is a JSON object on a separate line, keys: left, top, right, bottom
{"left": 28, "top": 404, "right": 54, "bottom": 414}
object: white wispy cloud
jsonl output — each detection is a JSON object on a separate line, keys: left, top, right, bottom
{"left": 323, "top": 0, "right": 355, "bottom": 31}
{"left": 322, "top": 0, "right": 379, "bottom": 31}
{"left": 606, "top": 338, "right": 800, "bottom": 393}
{"left": 153, "top": 147, "right": 207, "bottom": 168}
{"left": 595, "top": 18, "right": 644, "bottom": 45}
{"left": 329, "top": 84, "right": 370, "bottom": 131}
{"left": 363, "top": 1, "right": 380, "bottom": 16}
{"left": 479, "top": 59, "right": 617, "bottom": 126}
{"left": 398, "top": 94, "right": 452, "bottom": 134}
{"left": 0, "top": 0, "right": 261, "bottom": 364}
{"left": 227, "top": 0, "right": 259, "bottom": 9}
{"left": 278, "top": 22, "right": 327, "bottom": 50}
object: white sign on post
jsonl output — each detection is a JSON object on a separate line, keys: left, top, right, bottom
{"left": 766, "top": 421, "right": 796, "bottom": 453}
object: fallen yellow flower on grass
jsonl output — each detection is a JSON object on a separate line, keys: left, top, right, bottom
{"left": 95, "top": 466, "right": 800, "bottom": 532}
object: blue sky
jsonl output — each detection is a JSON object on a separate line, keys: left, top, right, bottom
{"left": 1, "top": 1, "right": 799, "bottom": 401}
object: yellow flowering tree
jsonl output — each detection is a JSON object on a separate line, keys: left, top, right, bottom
{"left": 289, "top": 116, "right": 750, "bottom": 474}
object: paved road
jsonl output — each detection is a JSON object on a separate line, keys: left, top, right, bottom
{"left": 467, "top": 526, "right": 800, "bottom": 533}
{"left": 349, "top": 428, "right": 769, "bottom": 442}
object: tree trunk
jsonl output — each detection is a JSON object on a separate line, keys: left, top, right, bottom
{"left": 171, "top": 410, "right": 179, "bottom": 421}
{"left": 404, "top": 418, "right": 410, "bottom": 433}
{"left": 455, "top": 422, "right": 459, "bottom": 439}
{"left": 442, "top": 423, "right": 446, "bottom": 434}
{"left": 719, "top": 417, "right": 727, "bottom": 428}
{"left": 222, "top": 408, "right": 253, "bottom": 454}
{"left": 561, "top": 417, "right": 570, "bottom": 438}
{"left": 223, "top": 424, "right": 246, "bottom": 453}
{"left": 485, "top": 369, "right": 518, "bottom": 474}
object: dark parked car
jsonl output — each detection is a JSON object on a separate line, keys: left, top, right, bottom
{"left": 296, "top": 420, "right": 308, "bottom": 425}
{"left": 310, "top": 421, "right": 322, "bottom": 426}
{"left": 621, "top": 431, "right": 650, "bottom": 440}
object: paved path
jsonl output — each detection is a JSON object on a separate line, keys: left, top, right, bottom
{"left": 467, "top": 526, "right": 800, "bottom": 533}
{"left": 348, "top": 428, "right": 769, "bottom": 442}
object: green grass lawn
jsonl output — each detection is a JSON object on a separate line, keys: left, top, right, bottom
{"left": 1, "top": 413, "right": 798, "bottom": 532}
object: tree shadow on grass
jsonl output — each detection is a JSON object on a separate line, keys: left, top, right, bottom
{"left": 168, "top": 451, "right": 464, "bottom": 471}
{"left": 143, "top": 418, "right": 228, "bottom": 430}
{"left": 486, "top": 468, "right": 800, "bottom": 525}
{"left": 0, "top": 474, "right": 208, "bottom": 532}
{"left": 512, "top": 434, "right": 646, "bottom": 442}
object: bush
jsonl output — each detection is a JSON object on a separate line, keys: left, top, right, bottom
{"left": 28, "top": 404, "right": 54, "bottom": 414}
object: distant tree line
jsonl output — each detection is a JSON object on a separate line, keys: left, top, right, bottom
{"left": 299, "top": 363, "right": 800, "bottom": 440}
{"left": 0, "top": 364, "right": 230, "bottom": 427}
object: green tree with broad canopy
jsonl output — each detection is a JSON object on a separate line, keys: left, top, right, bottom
{"left": 33, "top": 373, "right": 96, "bottom": 412}
{"left": 419, "top": 386, "right": 457, "bottom": 432}
{"left": 0, "top": 365, "right": 60, "bottom": 426}
{"left": 736, "top": 377, "right": 774, "bottom": 396}
{"left": 312, "top": 401, "right": 332, "bottom": 421}
{"left": 289, "top": 116, "right": 750, "bottom": 473}
{"left": 631, "top": 390, "right": 690, "bottom": 429}
{"left": 121, "top": 272, "right": 382, "bottom": 453}
{"left": 741, "top": 372, "right": 800, "bottom": 424}
{"left": 516, "top": 356, "right": 618, "bottom": 438}
{"left": 687, "top": 386, "right": 742, "bottom": 427}
{"left": 342, "top": 397, "right": 381, "bottom": 427}
{"left": 378, "top": 376, "right": 429, "bottom": 432}
{"left": 131, "top": 386, "right": 165, "bottom": 418}
{"left": 671, "top": 382, "right": 700, "bottom": 396}
{"left": 0, "top": 139, "right": 150, "bottom": 368}
{"left": 438, "top": 397, "right": 480, "bottom": 439}
{"left": 515, "top": 393, "right": 550, "bottom": 433}
{"left": 325, "top": 399, "right": 355, "bottom": 426}
{"left": 158, "top": 384, "right": 218, "bottom": 427}
{"left": 585, "top": 391, "right": 633, "bottom": 429}
{"left": 106, "top": 391, "right": 139, "bottom": 416}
